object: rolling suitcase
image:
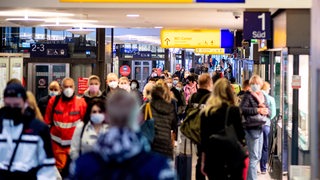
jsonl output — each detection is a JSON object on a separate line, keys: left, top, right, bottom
{"left": 175, "top": 139, "right": 192, "bottom": 180}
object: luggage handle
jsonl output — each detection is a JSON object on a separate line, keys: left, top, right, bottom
{"left": 183, "top": 139, "right": 193, "bottom": 155}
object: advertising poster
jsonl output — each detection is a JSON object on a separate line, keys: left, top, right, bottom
{"left": 78, "top": 78, "right": 88, "bottom": 95}
{"left": 35, "top": 65, "right": 49, "bottom": 100}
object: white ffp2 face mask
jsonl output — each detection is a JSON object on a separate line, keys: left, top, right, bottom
{"left": 90, "top": 113, "right": 105, "bottom": 124}
{"left": 49, "top": 91, "right": 60, "bottom": 97}
{"left": 109, "top": 81, "right": 118, "bottom": 89}
{"left": 63, "top": 88, "right": 74, "bottom": 98}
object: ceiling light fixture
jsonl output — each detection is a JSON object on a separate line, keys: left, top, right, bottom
{"left": 66, "top": 27, "right": 95, "bottom": 35}
{"left": 42, "top": 24, "right": 73, "bottom": 31}
{"left": 126, "top": 14, "right": 140, "bottom": 18}
{"left": 154, "top": 26, "right": 163, "bottom": 29}
{"left": 6, "top": 16, "right": 45, "bottom": 27}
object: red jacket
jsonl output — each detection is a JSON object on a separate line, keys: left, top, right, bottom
{"left": 44, "top": 96, "right": 87, "bottom": 147}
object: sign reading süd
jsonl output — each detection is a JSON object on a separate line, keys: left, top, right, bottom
{"left": 243, "top": 12, "right": 271, "bottom": 40}
{"left": 161, "top": 29, "right": 221, "bottom": 48}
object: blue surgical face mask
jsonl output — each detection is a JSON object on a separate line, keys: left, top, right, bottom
{"left": 176, "top": 87, "right": 182, "bottom": 91}
{"left": 251, "top": 84, "right": 261, "bottom": 92}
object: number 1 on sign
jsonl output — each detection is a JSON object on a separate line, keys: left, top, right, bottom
{"left": 258, "top": 13, "right": 265, "bottom": 31}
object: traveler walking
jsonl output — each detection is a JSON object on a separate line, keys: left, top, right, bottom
{"left": 0, "top": 83, "right": 56, "bottom": 179}
{"left": 83, "top": 75, "right": 104, "bottom": 104}
{"left": 200, "top": 78, "right": 246, "bottom": 180}
{"left": 70, "top": 89, "right": 176, "bottom": 180}
{"left": 186, "top": 73, "right": 212, "bottom": 180}
{"left": 38, "top": 81, "right": 61, "bottom": 117}
{"left": 44, "top": 77, "right": 87, "bottom": 177}
{"left": 260, "top": 81, "right": 276, "bottom": 174}
{"left": 240, "top": 75, "right": 270, "bottom": 180}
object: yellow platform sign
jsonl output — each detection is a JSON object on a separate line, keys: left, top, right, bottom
{"left": 60, "top": 0, "right": 192, "bottom": 3}
{"left": 195, "top": 48, "right": 225, "bottom": 54}
{"left": 161, "top": 29, "right": 221, "bottom": 48}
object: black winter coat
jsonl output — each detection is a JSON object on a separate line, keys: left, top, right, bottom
{"left": 142, "top": 98, "right": 177, "bottom": 159}
{"left": 38, "top": 95, "right": 51, "bottom": 117}
{"left": 239, "top": 91, "right": 270, "bottom": 129}
{"left": 200, "top": 103, "right": 245, "bottom": 179}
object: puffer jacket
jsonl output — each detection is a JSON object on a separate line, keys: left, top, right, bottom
{"left": 143, "top": 99, "right": 177, "bottom": 158}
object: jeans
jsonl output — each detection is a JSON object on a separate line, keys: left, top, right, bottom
{"left": 245, "top": 129, "right": 263, "bottom": 180}
{"left": 260, "top": 125, "right": 270, "bottom": 172}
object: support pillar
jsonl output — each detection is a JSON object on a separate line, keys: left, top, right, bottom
{"left": 310, "top": 0, "right": 320, "bottom": 178}
{"left": 291, "top": 54, "right": 299, "bottom": 165}
{"left": 96, "top": 28, "right": 106, "bottom": 89}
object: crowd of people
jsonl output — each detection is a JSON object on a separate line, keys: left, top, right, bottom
{"left": 0, "top": 66, "right": 276, "bottom": 180}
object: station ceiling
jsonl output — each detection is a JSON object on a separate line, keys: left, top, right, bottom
{"left": 0, "top": 0, "right": 311, "bottom": 29}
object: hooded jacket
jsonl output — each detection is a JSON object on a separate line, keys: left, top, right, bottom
{"left": 70, "top": 128, "right": 176, "bottom": 180}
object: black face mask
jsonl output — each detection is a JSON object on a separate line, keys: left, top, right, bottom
{"left": 3, "top": 106, "right": 23, "bottom": 125}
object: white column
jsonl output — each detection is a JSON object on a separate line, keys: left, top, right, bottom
{"left": 310, "top": 0, "right": 319, "bottom": 179}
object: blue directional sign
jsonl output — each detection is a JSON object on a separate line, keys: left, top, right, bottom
{"left": 243, "top": 12, "right": 271, "bottom": 40}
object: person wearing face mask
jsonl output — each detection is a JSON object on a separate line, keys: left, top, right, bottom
{"left": 70, "top": 89, "right": 176, "bottom": 180}
{"left": 103, "top": 73, "right": 119, "bottom": 96}
{"left": 259, "top": 81, "right": 276, "bottom": 174}
{"left": 130, "top": 79, "right": 143, "bottom": 105}
{"left": 184, "top": 75, "right": 198, "bottom": 104}
{"left": 70, "top": 99, "right": 108, "bottom": 161}
{"left": 240, "top": 75, "right": 270, "bottom": 180}
{"left": 83, "top": 75, "right": 105, "bottom": 105}
{"left": 0, "top": 83, "right": 56, "bottom": 179}
{"left": 166, "top": 77, "right": 183, "bottom": 121}
{"left": 44, "top": 77, "right": 87, "bottom": 178}
{"left": 38, "top": 81, "right": 61, "bottom": 117}
{"left": 118, "top": 77, "right": 131, "bottom": 92}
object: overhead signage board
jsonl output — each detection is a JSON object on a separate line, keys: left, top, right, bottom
{"left": 243, "top": 12, "right": 271, "bottom": 40}
{"left": 61, "top": 0, "right": 244, "bottom": 3}
{"left": 195, "top": 48, "right": 225, "bottom": 54}
{"left": 30, "top": 44, "right": 69, "bottom": 58}
{"left": 161, "top": 29, "right": 233, "bottom": 48}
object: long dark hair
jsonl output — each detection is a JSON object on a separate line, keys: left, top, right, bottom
{"left": 83, "top": 98, "right": 106, "bottom": 124}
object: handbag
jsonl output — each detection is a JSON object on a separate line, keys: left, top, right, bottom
{"left": 243, "top": 114, "right": 268, "bottom": 127}
{"left": 208, "top": 106, "right": 247, "bottom": 171}
{"left": 140, "top": 102, "right": 155, "bottom": 144}
{"left": 175, "top": 139, "right": 192, "bottom": 180}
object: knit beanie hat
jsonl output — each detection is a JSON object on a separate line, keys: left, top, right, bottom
{"left": 3, "top": 83, "right": 27, "bottom": 101}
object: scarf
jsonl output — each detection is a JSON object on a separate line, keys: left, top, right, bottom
{"left": 93, "top": 127, "right": 150, "bottom": 163}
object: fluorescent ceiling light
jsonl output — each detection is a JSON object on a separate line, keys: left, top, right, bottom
{"left": 0, "top": 10, "right": 73, "bottom": 17}
{"left": 154, "top": 26, "right": 163, "bottom": 29}
{"left": 6, "top": 17, "right": 45, "bottom": 26}
{"left": 67, "top": 28, "right": 95, "bottom": 35}
{"left": 45, "top": 18, "right": 97, "bottom": 23}
{"left": 126, "top": 14, "right": 140, "bottom": 18}
{"left": 41, "top": 24, "right": 74, "bottom": 31}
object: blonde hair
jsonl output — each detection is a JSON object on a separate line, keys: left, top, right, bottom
{"left": 143, "top": 82, "right": 154, "bottom": 100}
{"left": 156, "top": 79, "right": 175, "bottom": 103}
{"left": 106, "top": 73, "right": 118, "bottom": 82}
{"left": 203, "top": 78, "right": 235, "bottom": 116}
{"left": 27, "top": 91, "right": 44, "bottom": 121}
{"left": 249, "top": 75, "right": 263, "bottom": 86}
{"left": 88, "top": 75, "right": 101, "bottom": 85}
{"left": 119, "top": 77, "right": 129, "bottom": 83}
{"left": 261, "top": 81, "right": 270, "bottom": 90}
{"left": 62, "top": 77, "right": 74, "bottom": 87}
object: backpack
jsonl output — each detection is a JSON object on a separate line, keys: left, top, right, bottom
{"left": 206, "top": 106, "right": 247, "bottom": 173}
{"left": 180, "top": 94, "right": 209, "bottom": 144}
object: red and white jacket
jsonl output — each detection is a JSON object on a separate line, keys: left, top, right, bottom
{"left": 44, "top": 96, "right": 87, "bottom": 147}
